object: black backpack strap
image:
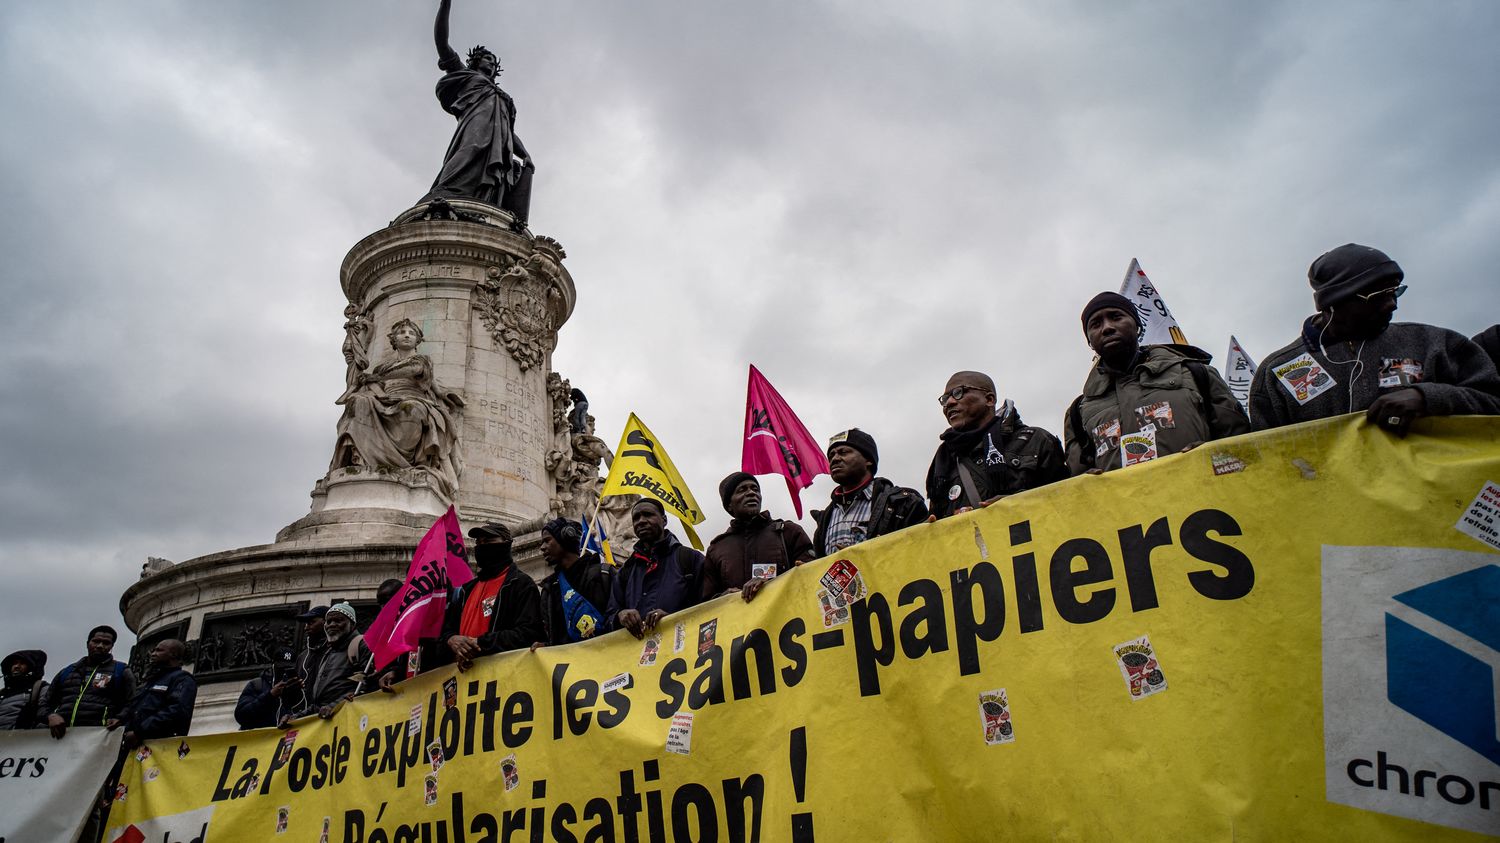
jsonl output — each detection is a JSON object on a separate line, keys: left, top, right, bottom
{"left": 1068, "top": 395, "right": 1093, "bottom": 460}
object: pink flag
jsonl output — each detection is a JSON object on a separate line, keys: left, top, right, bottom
{"left": 742, "top": 365, "right": 829, "bottom": 518}
{"left": 363, "top": 506, "right": 475, "bottom": 669}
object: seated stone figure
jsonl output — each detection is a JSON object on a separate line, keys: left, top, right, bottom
{"left": 330, "top": 318, "right": 465, "bottom": 499}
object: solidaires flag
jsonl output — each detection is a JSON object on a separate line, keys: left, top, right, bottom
{"left": 601, "top": 413, "right": 705, "bottom": 549}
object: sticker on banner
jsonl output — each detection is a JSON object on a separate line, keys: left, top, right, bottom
{"left": 501, "top": 754, "right": 520, "bottom": 792}
{"left": 177, "top": 740, "right": 190, "bottom": 759}
{"left": 818, "top": 587, "right": 850, "bottom": 628}
{"left": 820, "top": 559, "right": 867, "bottom": 604}
{"left": 114, "top": 783, "right": 128, "bottom": 803}
{"left": 277, "top": 730, "right": 297, "bottom": 765}
{"left": 673, "top": 623, "right": 686, "bottom": 653}
{"left": 602, "top": 672, "right": 631, "bottom": 694}
{"left": 275, "top": 806, "right": 289, "bottom": 833}
{"left": 443, "top": 676, "right": 458, "bottom": 709}
{"left": 358, "top": 715, "right": 368, "bottom": 732}
{"left": 427, "top": 739, "right": 444, "bottom": 772}
{"left": 1272, "top": 353, "right": 1336, "bottom": 405}
{"left": 751, "top": 562, "right": 777, "bottom": 580}
{"left": 697, "top": 619, "right": 718, "bottom": 655}
{"left": 1135, "top": 401, "right": 1176, "bottom": 429}
{"left": 134, "top": 744, "right": 152, "bottom": 763}
{"left": 144, "top": 765, "right": 161, "bottom": 782}
{"left": 1211, "top": 452, "right": 1247, "bottom": 476}
{"left": 424, "top": 772, "right": 439, "bottom": 807}
{"left": 1120, "top": 428, "right": 1157, "bottom": 467}
{"left": 979, "top": 689, "right": 1015, "bottom": 745}
{"left": 1454, "top": 480, "right": 1500, "bottom": 552}
{"left": 639, "top": 633, "right": 661, "bottom": 666}
{"left": 1378, "top": 357, "right": 1424, "bottom": 388}
{"left": 1114, "top": 635, "right": 1167, "bottom": 699}
{"left": 320, "top": 817, "right": 331, "bottom": 843}
{"left": 666, "top": 712, "right": 694, "bottom": 755}
{"left": 407, "top": 704, "right": 423, "bottom": 737}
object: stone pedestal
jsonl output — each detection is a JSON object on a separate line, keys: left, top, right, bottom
{"left": 121, "top": 201, "right": 594, "bottom": 733}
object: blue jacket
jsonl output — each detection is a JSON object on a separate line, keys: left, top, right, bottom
{"left": 121, "top": 666, "right": 197, "bottom": 740}
{"left": 605, "top": 532, "right": 704, "bottom": 630}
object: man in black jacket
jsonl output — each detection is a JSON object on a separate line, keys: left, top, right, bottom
{"left": 234, "top": 646, "right": 298, "bottom": 730}
{"left": 0, "top": 650, "right": 49, "bottom": 730}
{"left": 46, "top": 625, "right": 135, "bottom": 739}
{"left": 813, "top": 428, "right": 927, "bottom": 555}
{"left": 606, "top": 499, "right": 704, "bottom": 638}
{"left": 538, "top": 518, "right": 611, "bottom": 646}
{"left": 926, "top": 371, "right": 1067, "bottom": 519}
{"left": 109, "top": 639, "right": 195, "bottom": 748}
{"left": 441, "top": 522, "right": 544, "bottom": 670}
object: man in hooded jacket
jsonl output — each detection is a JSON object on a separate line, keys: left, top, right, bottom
{"left": 926, "top": 371, "right": 1067, "bottom": 519}
{"left": 1065, "top": 292, "right": 1250, "bottom": 475}
{"left": 537, "top": 518, "right": 611, "bottom": 646}
{"left": 0, "top": 650, "right": 49, "bottom": 729}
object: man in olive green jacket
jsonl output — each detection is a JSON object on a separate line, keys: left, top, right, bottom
{"left": 1065, "top": 292, "right": 1250, "bottom": 475}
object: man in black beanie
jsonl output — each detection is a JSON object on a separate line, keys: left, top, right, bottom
{"left": 1249, "top": 244, "right": 1500, "bottom": 433}
{"left": 926, "top": 371, "right": 1067, "bottom": 518}
{"left": 1065, "top": 292, "right": 1249, "bottom": 475}
{"left": 812, "top": 429, "right": 927, "bottom": 555}
{"left": 701, "top": 473, "right": 814, "bottom": 602}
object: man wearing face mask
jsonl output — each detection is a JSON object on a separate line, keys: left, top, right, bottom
{"left": 440, "top": 522, "right": 543, "bottom": 670}
{"left": 926, "top": 371, "right": 1067, "bottom": 519}
{"left": 1249, "top": 244, "right": 1500, "bottom": 434}
{"left": 537, "top": 518, "right": 611, "bottom": 647}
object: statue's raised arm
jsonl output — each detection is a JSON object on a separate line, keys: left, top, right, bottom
{"left": 433, "top": 0, "right": 460, "bottom": 68}
{"left": 418, "top": 0, "right": 536, "bottom": 227}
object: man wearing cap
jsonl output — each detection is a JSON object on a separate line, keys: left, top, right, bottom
{"left": 926, "top": 372, "right": 1067, "bottom": 519}
{"left": 235, "top": 645, "right": 300, "bottom": 729}
{"left": 702, "top": 473, "right": 815, "bottom": 602}
{"left": 1065, "top": 292, "right": 1249, "bottom": 475}
{"left": 606, "top": 499, "right": 705, "bottom": 638}
{"left": 537, "top": 518, "right": 611, "bottom": 647}
{"left": 286, "top": 603, "right": 372, "bottom": 722}
{"left": 812, "top": 429, "right": 927, "bottom": 556}
{"left": 292, "top": 605, "right": 328, "bottom": 713}
{"left": 440, "top": 522, "right": 543, "bottom": 670}
{"left": 1249, "top": 244, "right": 1500, "bottom": 433}
{"left": 45, "top": 625, "right": 135, "bottom": 739}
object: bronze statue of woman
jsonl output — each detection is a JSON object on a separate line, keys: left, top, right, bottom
{"left": 419, "top": 0, "right": 535, "bottom": 224}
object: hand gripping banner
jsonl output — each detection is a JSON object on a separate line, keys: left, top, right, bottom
{"left": 107, "top": 416, "right": 1500, "bottom": 841}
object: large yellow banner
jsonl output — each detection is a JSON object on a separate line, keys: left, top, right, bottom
{"left": 108, "top": 416, "right": 1500, "bottom": 841}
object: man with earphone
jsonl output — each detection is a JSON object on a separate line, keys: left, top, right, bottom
{"left": 1249, "top": 244, "right": 1500, "bottom": 435}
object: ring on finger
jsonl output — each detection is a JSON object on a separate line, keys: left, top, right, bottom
{"left": 1387, "top": 415, "right": 1402, "bottom": 426}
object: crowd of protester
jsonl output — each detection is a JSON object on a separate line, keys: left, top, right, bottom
{"left": 8, "top": 243, "right": 1499, "bottom": 840}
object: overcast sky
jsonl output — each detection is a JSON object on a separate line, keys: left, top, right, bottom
{"left": 2, "top": 1, "right": 1497, "bottom": 666}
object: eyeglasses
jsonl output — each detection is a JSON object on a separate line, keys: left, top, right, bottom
{"left": 938, "top": 385, "right": 984, "bottom": 406}
{"left": 1355, "top": 284, "right": 1407, "bottom": 302}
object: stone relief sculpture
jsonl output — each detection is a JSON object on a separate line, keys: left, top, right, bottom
{"left": 329, "top": 318, "right": 465, "bottom": 500}
{"left": 337, "top": 304, "right": 372, "bottom": 403}
{"left": 420, "top": 0, "right": 535, "bottom": 226}
{"left": 474, "top": 260, "right": 560, "bottom": 372}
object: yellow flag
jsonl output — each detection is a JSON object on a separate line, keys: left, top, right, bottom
{"left": 601, "top": 413, "right": 706, "bottom": 549}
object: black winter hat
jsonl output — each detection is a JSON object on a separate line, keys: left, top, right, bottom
{"left": 826, "top": 428, "right": 878, "bottom": 473}
{"left": 542, "top": 518, "right": 583, "bottom": 554}
{"left": 719, "top": 471, "right": 757, "bottom": 512}
{"left": 1080, "top": 292, "right": 1141, "bottom": 334}
{"left": 1309, "top": 243, "right": 1404, "bottom": 310}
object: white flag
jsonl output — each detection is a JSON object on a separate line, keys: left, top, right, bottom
{"left": 1118, "top": 259, "right": 1188, "bottom": 346}
{"left": 1224, "top": 335, "right": 1257, "bottom": 411}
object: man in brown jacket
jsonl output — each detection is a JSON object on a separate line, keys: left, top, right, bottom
{"left": 1065, "top": 292, "right": 1250, "bottom": 475}
{"left": 702, "top": 473, "right": 815, "bottom": 602}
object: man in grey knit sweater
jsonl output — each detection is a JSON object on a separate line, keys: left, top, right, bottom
{"left": 1250, "top": 243, "right": 1500, "bottom": 435}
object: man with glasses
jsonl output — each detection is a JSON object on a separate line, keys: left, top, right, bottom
{"left": 1065, "top": 292, "right": 1249, "bottom": 475}
{"left": 925, "top": 371, "right": 1067, "bottom": 519}
{"left": 1249, "top": 243, "right": 1500, "bottom": 433}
